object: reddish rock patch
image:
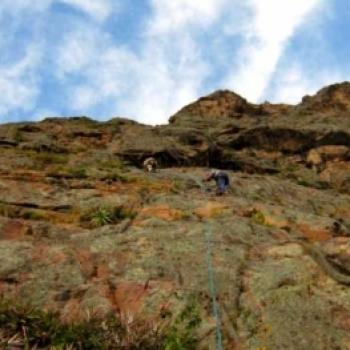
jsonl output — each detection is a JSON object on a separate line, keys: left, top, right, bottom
{"left": 60, "top": 298, "right": 84, "bottom": 323}
{"left": 113, "top": 281, "right": 173, "bottom": 318}
{"left": 0, "top": 220, "right": 31, "bottom": 240}
{"left": 31, "top": 243, "right": 50, "bottom": 263}
{"left": 113, "top": 281, "right": 150, "bottom": 317}
{"left": 96, "top": 264, "right": 110, "bottom": 279}
{"left": 298, "top": 223, "right": 332, "bottom": 242}
{"left": 74, "top": 248, "right": 95, "bottom": 278}
{"left": 51, "top": 250, "right": 67, "bottom": 264}
{"left": 333, "top": 307, "right": 350, "bottom": 332}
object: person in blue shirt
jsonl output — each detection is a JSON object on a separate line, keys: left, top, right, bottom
{"left": 205, "top": 170, "right": 230, "bottom": 195}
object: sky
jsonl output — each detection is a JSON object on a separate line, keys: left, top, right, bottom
{"left": 0, "top": 0, "right": 349, "bottom": 125}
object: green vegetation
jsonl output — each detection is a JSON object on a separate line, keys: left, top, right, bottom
{"left": 100, "top": 158, "right": 124, "bottom": 170}
{"left": 0, "top": 204, "right": 49, "bottom": 221}
{"left": 108, "top": 124, "right": 122, "bottom": 136}
{"left": 81, "top": 204, "right": 137, "bottom": 228}
{"left": 100, "top": 170, "right": 132, "bottom": 183}
{"left": 250, "top": 210, "right": 266, "bottom": 225}
{"left": 89, "top": 207, "right": 112, "bottom": 227}
{"left": 70, "top": 116, "right": 98, "bottom": 127}
{"left": 22, "top": 150, "right": 69, "bottom": 170}
{"left": 249, "top": 209, "right": 279, "bottom": 228}
{"left": 0, "top": 203, "right": 17, "bottom": 218}
{"left": 171, "top": 179, "right": 185, "bottom": 193}
{"left": 95, "top": 157, "right": 134, "bottom": 183}
{"left": 296, "top": 179, "right": 331, "bottom": 190}
{"left": 21, "top": 210, "right": 49, "bottom": 221}
{"left": 340, "top": 176, "right": 350, "bottom": 194}
{"left": 13, "top": 129, "right": 24, "bottom": 143}
{"left": 0, "top": 299, "right": 201, "bottom": 349}
{"left": 47, "top": 166, "right": 88, "bottom": 179}
{"left": 164, "top": 296, "right": 202, "bottom": 350}
{"left": 0, "top": 301, "right": 111, "bottom": 349}
{"left": 34, "top": 152, "right": 68, "bottom": 165}
{"left": 296, "top": 179, "right": 313, "bottom": 187}
{"left": 112, "top": 206, "right": 137, "bottom": 221}
{"left": 0, "top": 203, "right": 10, "bottom": 217}
{"left": 69, "top": 167, "right": 88, "bottom": 179}
{"left": 284, "top": 163, "right": 299, "bottom": 173}
{"left": 46, "top": 154, "right": 133, "bottom": 182}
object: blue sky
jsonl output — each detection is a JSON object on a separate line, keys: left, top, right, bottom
{"left": 0, "top": 0, "right": 349, "bottom": 125}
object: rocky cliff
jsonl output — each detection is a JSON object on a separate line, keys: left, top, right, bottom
{"left": 0, "top": 82, "right": 350, "bottom": 349}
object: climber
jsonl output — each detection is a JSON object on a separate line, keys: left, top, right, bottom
{"left": 143, "top": 157, "right": 158, "bottom": 173}
{"left": 205, "top": 170, "right": 230, "bottom": 195}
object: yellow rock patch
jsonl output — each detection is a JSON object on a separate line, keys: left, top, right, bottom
{"left": 194, "top": 202, "right": 229, "bottom": 219}
{"left": 139, "top": 205, "right": 183, "bottom": 221}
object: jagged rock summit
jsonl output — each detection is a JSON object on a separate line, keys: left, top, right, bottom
{"left": 169, "top": 90, "right": 257, "bottom": 122}
{"left": 0, "top": 82, "right": 349, "bottom": 349}
{"left": 299, "top": 81, "right": 350, "bottom": 113}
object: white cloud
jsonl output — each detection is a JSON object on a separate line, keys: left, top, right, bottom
{"left": 57, "top": 0, "right": 325, "bottom": 124}
{"left": 0, "top": 0, "right": 333, "bottom": 124}
{"left": 0, "top": 0, "right": 118, "bottom": 121}
{"left": 148, "top": 0, "right": 228, "bottom": 34}
{"left": 269, "top": 64, "right": 342, "bottom": 104}
{"left": 62, "top": 35, "right": 208, "bottom": 124}
{"left": 0, "top": 0, "right": 114, "bottom": 21}
{"left": 28, "top": 108, "right": 61, "bottom": 121}
{"left": 56, "top": 25, "right": 103, "bottom": 77}
{"left": 225, "top": 0, "right": 321, "bottom": 102}
{"left": 56, "top": 0, "right": 215, "bottom": 124}
{"left": 59, "top": 0, "right": 115, "bottom": 22}
{"left": 0, "top": 0, "right": 52, "bottom": 13}
{"left": 0, "top": 0, "right": 48, "bottom": 121}
{"left": 65, "top": 44, "right": 139, "bottom": 110}
{"left": 71, "top": 86, "right": 96, "bottom": 110}
{"left": 116, "top": 38, "right": 208, "bottom": 124}
{"left": 0, "top": 45, "right": 42, "bottom": 119}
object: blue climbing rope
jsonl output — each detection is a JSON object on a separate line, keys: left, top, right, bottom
{"left": 206, "top": 225, "right": 224, "bottom": 350}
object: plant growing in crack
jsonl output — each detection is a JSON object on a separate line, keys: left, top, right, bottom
{"left": 80, "top": 202, "right": 138, "bottom": 228}
{"left": 90, "top": 207, "right": 112, "bottom": 227}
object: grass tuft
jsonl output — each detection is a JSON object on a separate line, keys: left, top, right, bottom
{"left": 0, "top": 298, "right": 201, "bottom": 349}
{"left": 80, "top": 204, "right": 137, "bottom": 228}
{"left": 21, "top": 210, "right": 49, "bottom": 221}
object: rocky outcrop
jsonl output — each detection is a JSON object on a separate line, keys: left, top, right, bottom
{"left": 307, "top": 145, "right": 350, "bottom": 167}
{"left": 169, "top": 90, "right": 260, "bottom": 123}
{"left": 298, "top": 81, "right": 350, "bottom": 113}
{"left": 0, "top": 82, "right": 350, "bottom": 348}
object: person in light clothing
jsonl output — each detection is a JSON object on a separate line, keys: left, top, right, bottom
{"left": 143, "top": 157, "right": 158, "bottom": 172}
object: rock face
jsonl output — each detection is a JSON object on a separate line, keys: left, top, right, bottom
{"left": 299, "top": 81, "right": 350, "bottom": 113}
{"left": 169, "top": 90, "right": 259, "bottom": 122}
{"left": 0, "top": 82, "right": 350, "bottom": 348}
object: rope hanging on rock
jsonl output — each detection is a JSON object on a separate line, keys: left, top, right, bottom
{"left": 206, "top": 224, "right": 224, "bottom": 350}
